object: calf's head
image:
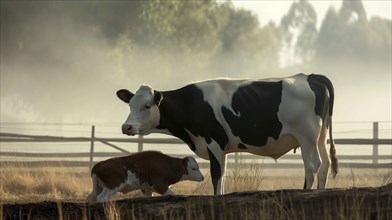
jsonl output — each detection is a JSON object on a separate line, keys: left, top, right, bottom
{"left": 181, "top": 156, "right": 204, "bottom": 182}
{"left": 117, "top": 85, "right": 162, "bottom": 136}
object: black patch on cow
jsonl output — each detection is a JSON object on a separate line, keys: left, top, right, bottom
{"left": 237, "top": 143, "right": 247, "bottom": 149}
{"left": 156, "top": 85, "right": 229, "bottom": 151}
{"left": 207, "top": 148, "right": 221, "bottom": 195}
{"left": 222, "top": 81, "right": 283, "bottom": 146}
{"left": 205, "top": 137, "right": 212, "bottom": 144}
{"left": 307, "top": 74, "right": 332, "bottom": 120}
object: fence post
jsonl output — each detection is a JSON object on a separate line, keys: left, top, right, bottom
{"left": 372, "top": 122, "right": 379, "bottom": 165}
{"left": 138, "top": 135, "right": 143, "bottom": 152}
{"left": 89, "top": 125, "right": 95, "bottom": 171}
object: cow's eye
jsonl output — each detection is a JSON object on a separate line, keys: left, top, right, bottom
{"left": 145, "top": 104, "right": 151, "bottom": 109}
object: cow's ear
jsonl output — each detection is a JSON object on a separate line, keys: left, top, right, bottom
{"left": 117, "top": 89, "right": 134, "bottom": 103}
{"left": 154, "top": 91, "right": 163, "bottom": 106}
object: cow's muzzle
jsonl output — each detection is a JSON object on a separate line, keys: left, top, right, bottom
{"left": 121, "top": 124, "right": 135, "bottom": 136}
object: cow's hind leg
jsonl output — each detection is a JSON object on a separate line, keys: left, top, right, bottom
{"left": 207, "top": 146, "right": 226, "bottom": 195}
{"left": 299, "top": 137, "right": 320, "bottom": 189}
{"left": 317, "top": 121, "right": 330, "bottom": 189}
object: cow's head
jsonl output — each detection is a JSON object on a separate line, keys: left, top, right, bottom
{"left": 117, "top": 85, "right": 162, "bottom": 136}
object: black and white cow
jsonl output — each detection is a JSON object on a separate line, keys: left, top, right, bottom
{"left": 116, "top": 73, "right": 338, "bottom": 195}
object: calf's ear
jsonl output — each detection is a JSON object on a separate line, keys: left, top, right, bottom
{"left": 154, "top": 91, "right": 163, "bottom": 106}
{"left": 117, "top": 89, "right": 134, "bottom": 103}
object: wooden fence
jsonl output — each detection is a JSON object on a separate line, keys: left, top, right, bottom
{"left": 1, "top": 122, "right": 391, "bottom": 170}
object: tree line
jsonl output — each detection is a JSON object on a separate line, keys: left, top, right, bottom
{"left": 2, "top": 0, "right": 391, "bottom": 79}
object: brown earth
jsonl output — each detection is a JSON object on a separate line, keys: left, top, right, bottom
{"left": 2, "top": 183, "right": 392, "bottom": 220}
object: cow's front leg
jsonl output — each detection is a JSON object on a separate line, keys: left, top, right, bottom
{"left": 207, "top": 146, "right": 227, "bottom": 195}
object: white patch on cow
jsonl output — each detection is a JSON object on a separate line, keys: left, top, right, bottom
{"left": 196, "top": 79, "right": 248, "bottom": 119}
{"left": 93, "top": 171, "right": 140, "bottom": 202}
{"left": 124, "top": 170, "right": 141, "bottom": 190}
{"left": 162, "top": 188, "right": 174, "bottom": 196}
{"left": 278, "top": 75, "right": 316, "bottom": 125}
{"left": 184, "top": 129, "right": 210, "bottom": 160}
{"left": 91, "top": 170, "right": 142, "bottom": 203}
{"left": 123, "top": 85, "right": 161, "bottom": 135}
{"left": 181, "top": 156, "right": 204, "bottom": 181}
{"left": 97, "top": 183, "right": 126, "bottom": 202}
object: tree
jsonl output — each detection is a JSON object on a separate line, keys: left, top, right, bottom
{"left": 315, "top": 0, "right": 391, "bottom": 64}
{"left": 339, "top": 0, "right": 367, "bottom": 24}
{"left": 209, "top": 3, "right": 280, "bottom": 76}
{"left": 280, "top": 0, "right": 318, "bottom": 67}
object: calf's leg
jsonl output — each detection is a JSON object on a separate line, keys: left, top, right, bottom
{"left": 96, "top": 187, "right": 116, "bottom": 202}
{"left": 86, "top": 173, "right": 99, "bottom": 203}
{"left": 152, "top": 181, "right": 172, "bottom": 196}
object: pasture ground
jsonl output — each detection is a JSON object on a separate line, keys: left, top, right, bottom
{"left": 0, "top": 162, "right": 391, "bottom": 219}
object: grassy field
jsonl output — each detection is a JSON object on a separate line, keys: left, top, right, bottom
{"left": 1, "top": 160, "right": 391, "bottom": 219}
{"left": 0, "top": 161, "right": 390, "bottom": 203}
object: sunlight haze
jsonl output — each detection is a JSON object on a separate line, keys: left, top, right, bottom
{"left": 1, "top": 0, "right": 391, "bottom": 125}
{"left": 232, "top": 0, "right": 392, "bottom": 28}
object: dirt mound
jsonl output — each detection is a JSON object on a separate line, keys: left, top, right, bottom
{"left": 3, "top": 184, "right": 391, "bottom": 220}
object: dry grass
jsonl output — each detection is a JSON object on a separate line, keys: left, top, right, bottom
{"left": 225, "top": 159, "right": 265, "bottom": 192}
{"left": 0, "top": 161, "right": 390, "bottom": 203}
{"left": 191, "top": 159, "right": 265, "bottom": 195}
{"left": 0, "top": 163, "right": 90, "bottom": 203}
{"left": 0, "top": 161, "right": 391, "bottom": 220}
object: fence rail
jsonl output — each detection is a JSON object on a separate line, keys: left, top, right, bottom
{"left": 1, "top": 122, "right": 391, "bottom": 170}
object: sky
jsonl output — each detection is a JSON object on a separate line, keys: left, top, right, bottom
{"left": 232, "top": 0, "right": 392, "bottom": 28}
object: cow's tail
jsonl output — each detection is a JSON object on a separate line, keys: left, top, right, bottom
{"left": 315, "top": 74, "right": 338, "bottom": 178}
{"left": 329, "top": 115, "right": 338, "bottom": 178}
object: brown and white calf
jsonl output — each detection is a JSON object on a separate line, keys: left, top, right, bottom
{"left": 86, "top": 151, "right": 204, "bottom": 203}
